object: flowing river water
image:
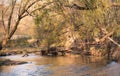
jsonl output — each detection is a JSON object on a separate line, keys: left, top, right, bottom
{"left": 0, "top": 54, "right": 120, "bottom": 76}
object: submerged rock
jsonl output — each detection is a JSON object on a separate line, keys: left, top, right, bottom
{"left": 0, "top": 59, "right": 27, "bottom": 66}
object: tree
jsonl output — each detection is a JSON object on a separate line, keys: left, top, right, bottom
{"left": 71, "top": 0, "right": 120, "bottom": 57}
{"left": 0, "top": 0, "right": 54, "bottom": 49}
{"left": 61, "top": 0, "right": 120, "bottom": 53}
{"left": 28, "top": 0, "right": 120, "bottom": 54}
{"left": 33, "top": 1, "right": 66, "bottom": 49}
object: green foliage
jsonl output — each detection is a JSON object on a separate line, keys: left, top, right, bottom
{"left": 6, "top": 38, "right": 29, "bottom": 48}
{"left": 33, "top": 2, "right": 66, "bottom": 47}
{"left": 33, "top": 0, "right": 120, "bottom": 51}
{"left": 83, "top": 0, "right": 97, "bottom": 8}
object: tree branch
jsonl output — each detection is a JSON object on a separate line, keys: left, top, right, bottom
{"left": 19, "top": 0, "right": 41, "bottom": 16}
{"left": 64, "top": 3, "right": 97, "bottom": 10}
{"left": 21, "top": 1, "right": 54, "bottom": 18}
{"left": 7, "top": 0, "right": 17, "bottom": 35}
{"left": 18, "top": 0, "right": 30, "bottom": 16}
{"left": 25, "top": 0, "right": 41, "bottom": 10}
{"left": 97, "top": 25, "right": 120, "bottom": 47}
{"left": 94, "top": 31, "right": 114, "bottom": 43}
{"left": 9, "top": 0, "right": 53, "bottom": 39}
{"left": 1, "top": 10, "right": 7, "bottom": 34}
{"left": 65, "top": 3, "right": 120, "bottom": 10}
{"left": 9, "top": 17, "right": 21, "bottom": 39}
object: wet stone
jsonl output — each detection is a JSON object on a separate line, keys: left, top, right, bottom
{"left": 0, "top": 59, "right": 28, "bottom": 66}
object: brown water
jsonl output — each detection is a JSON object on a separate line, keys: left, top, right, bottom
{"left": 0, "top": 54, "right": 120, "bottom": 76}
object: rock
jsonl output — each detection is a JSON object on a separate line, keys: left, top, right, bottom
{"left": 51, "top": 51, "right": 58, "bottom": 56}
{"left": 40, "top": 47, "right": 68, "bottom": 56}
{"left": 22, "top": 53, "right": 29, "bottom": 57}
{"left": 0, "top": 59, "right": 28, "bottom": 66}
{"left": 58, "top": 50, "right": 66, "bottom": 56}
{"left": 41, "top": 50, "right": 47, "bottom": 55}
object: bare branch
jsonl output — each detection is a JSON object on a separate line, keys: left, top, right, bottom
{"left": 18, "top": 0, "right": 30, "bottom": 16}
{"left": 7, "top": 0, "right": 17, "bottom": 35}
{"left": 9, "top": 17, "right": 21, "bottom": 39}
{"left": 1, "top": 10, "right": 7, "bottom": 34}
{"left": 31, "top": 1, "right": 54, "bottom": 13}
{"left": 0, "top": 3, "right": 9, "bottom": 34}
{"left": 19, "top": 0, "right": 41, "bottom": 16}
{"left": 64, "top": 3, "right": 97, "bottom": 10}
{"left": 97, "top": 25, "right": 120, "bottom": 47}
{"left": 108, "top": 37, "right": 120, "bottom": 47}
{"left": 65, "top": 2, "right": 120, "bottom": 10}
{"left": 94, "top": 31, "right": 114, "bottom": 43}
{"left": 21, "top": 1, "right": 54, "bottom": 18}
{"left": 26, "top": 0, "right": 41, "bottom": 10}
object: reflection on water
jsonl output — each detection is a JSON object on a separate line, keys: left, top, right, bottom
{"left": 0, "top": 54, "right": 120, "bottom": 76}
{"left": 0, "top": 64, "right": 53, "bottom": 76}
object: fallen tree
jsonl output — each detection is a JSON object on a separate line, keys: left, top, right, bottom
{"left": 97, "top": 25, "right": 120, "bottom": 47}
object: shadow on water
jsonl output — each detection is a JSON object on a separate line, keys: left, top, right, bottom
{"left": 0, "top": 54, "right": 120, "bottom": 76}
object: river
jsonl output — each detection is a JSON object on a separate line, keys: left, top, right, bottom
{"left": 0, "top": 54, "right": 120, "bottom": 76}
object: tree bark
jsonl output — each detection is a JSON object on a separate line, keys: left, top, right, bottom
{"left": 1, "top": 35, "right": 10, "bottom": 48}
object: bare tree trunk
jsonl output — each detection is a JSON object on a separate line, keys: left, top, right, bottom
{"left": 1, "top": 35, "right": 10, "bottom": 48}
{"left": 2, "top": 39, "right": 8, "bottom": 47}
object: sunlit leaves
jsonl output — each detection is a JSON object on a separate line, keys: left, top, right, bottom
{"left": 33, "top": 0, "right": 120, "bottom": 48}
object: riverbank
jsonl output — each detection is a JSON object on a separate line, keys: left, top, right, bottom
{"left": 0, "top": 47, "right": 41, "bottom": 56}
{"left": 0, "top": 46, "right": 119, "bottom": 63}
